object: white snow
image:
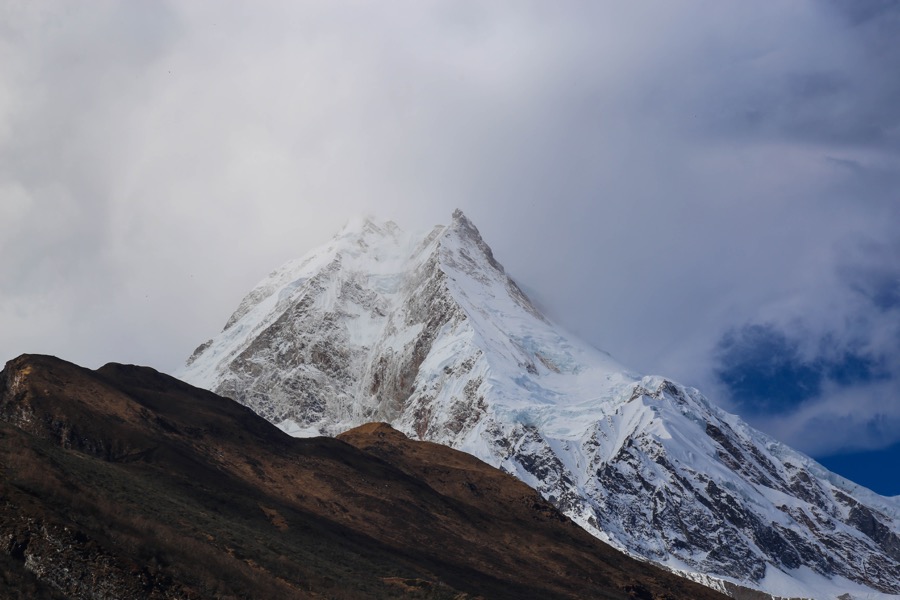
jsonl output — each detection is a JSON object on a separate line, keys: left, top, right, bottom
{"left": 179, "top": 213, "right": 900, "bottom": 600}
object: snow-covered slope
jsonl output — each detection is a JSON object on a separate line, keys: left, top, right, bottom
{"left": 180, "top": 211, "right": 900, "bottom": 600}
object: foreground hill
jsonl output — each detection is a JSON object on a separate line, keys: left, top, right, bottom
{"left": 180, "top": 211, "right": 900, "bottom": 599}
{"left": 0, "top": 353, "right": 726, "bottom": 599}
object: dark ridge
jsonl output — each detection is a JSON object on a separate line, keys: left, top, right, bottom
{"left": 1, "top": 353, "right": 727, "bottom": 599}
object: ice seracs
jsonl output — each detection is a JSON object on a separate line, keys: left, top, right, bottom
{"left": 180, "top": 211, "right": 900, "bottom": 600}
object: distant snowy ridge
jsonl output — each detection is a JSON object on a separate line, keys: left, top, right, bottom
{"left": 180, "top": 211, "right": 900, "bottom": 600}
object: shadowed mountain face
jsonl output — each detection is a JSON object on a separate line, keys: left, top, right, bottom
{"left": 0, "top": 354, "right": 727, "bottom": 600}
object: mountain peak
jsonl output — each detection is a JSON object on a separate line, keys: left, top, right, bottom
{"left": 179, "top": 215, "right": 900, "bottom": 599}
{"left": 446, "top": 209, "right": 504, "bottom": 274}
{"left": 450, "top": 207, "right": 471, "bottom": 226}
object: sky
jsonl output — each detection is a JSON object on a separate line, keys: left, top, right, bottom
{"left": 1, "top": 1, "right": 899, "bottom": 494}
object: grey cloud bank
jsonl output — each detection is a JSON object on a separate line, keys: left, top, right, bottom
{"left": 1, "top": 1, "right": 898, "bottom": 486}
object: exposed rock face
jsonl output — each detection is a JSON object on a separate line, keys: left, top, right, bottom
{"left": 0, "top": 354, "right": 729, "bottom": 600}
{"left": 180, "top": 212, "right": 900, "bottom": 600}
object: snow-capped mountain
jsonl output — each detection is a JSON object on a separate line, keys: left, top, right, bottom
{"left": 180, "top": 211, "right": 900, "bottom": 600}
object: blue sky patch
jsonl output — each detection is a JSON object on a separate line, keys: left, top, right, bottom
{"left": 714, "top": 323, "right": 883, "bottom": 414}
{"left": 715, "top": 324, "right": 822, "bottom": 413}
{"left": 817, "top": 442, "right": 900, "bottom": 497}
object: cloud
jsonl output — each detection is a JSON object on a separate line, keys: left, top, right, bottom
{"left": 1, "top": 0, "right": 898, "bottom": 464}
{"left": 755, "top": 380, "right": 900, "bottom": 456}
{"left": 711, "top": 229, "right": 900, "bottom": 456}
{"left": 838, "top": 239, "right": 900, "bottom": 312}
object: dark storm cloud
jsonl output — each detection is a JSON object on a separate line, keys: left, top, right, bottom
{"left": 1, "top": 1, "right": 899, "bottom": 466}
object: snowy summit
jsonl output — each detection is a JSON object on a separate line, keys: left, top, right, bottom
{"left": 180, "top": 211, "right": 900, "bottom": 600}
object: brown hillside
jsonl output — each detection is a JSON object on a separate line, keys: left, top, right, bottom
{"left": 0, "top": 354, "right": 727, "bottom": 599}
